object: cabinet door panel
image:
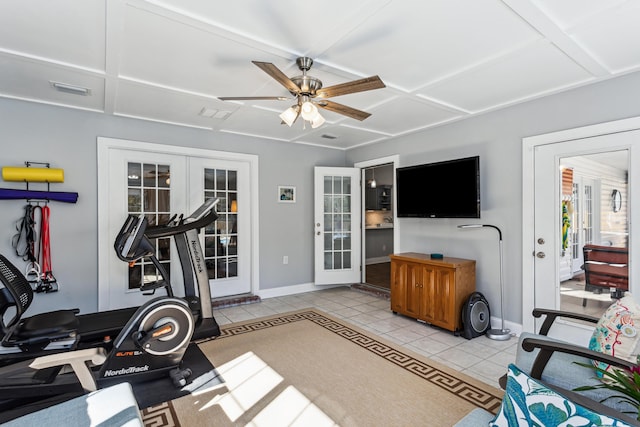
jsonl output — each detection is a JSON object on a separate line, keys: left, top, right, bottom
{"left": 390, "top": 261, "right": 406, "bottom": 313}
{"left": 404, "top": 263, "right": 423, "bottom": 318}
{"left": 432, "top": 269, "right": 455, "bottom": 327}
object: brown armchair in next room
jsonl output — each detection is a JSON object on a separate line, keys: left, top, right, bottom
{"left": 582, "top": 244, "right": 628, "bottom": 306}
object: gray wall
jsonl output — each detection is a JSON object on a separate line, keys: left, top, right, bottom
{"left": 0, "top": 98, "right": 345, "bottom": 315}
{"left": 346, "top": 70, "right": 640, "bottom": 325}
{"left": 2, "top": 70, "right": 640, "bottom": 325}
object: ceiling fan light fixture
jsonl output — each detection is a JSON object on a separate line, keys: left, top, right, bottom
{"left": 300, "top": 101, "right": 318, "bottom": 121}
{"left": 279, "top": 106, "right": 299, "bottom": 127}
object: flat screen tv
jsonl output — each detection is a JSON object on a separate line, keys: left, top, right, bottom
{"left": 396, "top": 156, "right": 480, "bottom": 218}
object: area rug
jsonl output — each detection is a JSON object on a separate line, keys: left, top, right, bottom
{"left": 141, "top": 309, "right": 504, "bottom": 426}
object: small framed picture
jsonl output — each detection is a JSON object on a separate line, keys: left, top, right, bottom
{"left": 278, "top": 185, "right": 296, "bottom": 203}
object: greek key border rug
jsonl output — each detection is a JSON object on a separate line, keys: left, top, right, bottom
{"left": 141, "top": 309, "right": 503, "bottom": 426}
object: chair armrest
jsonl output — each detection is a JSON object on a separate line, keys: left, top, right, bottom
{"left": 521, "top": 337, "right": 635, "bottom": 380}
{"left": 532, "top": 308, "right": 599, "bottom": 335}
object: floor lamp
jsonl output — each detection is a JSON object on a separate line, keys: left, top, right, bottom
{"left": 458, "top": 224, "right": 511, "bottom": 341}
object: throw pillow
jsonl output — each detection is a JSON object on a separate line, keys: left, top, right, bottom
{"left": 490, "top": 364, "right": 633, "bottom": 427}
{"left": 589, "top": 293, "right": 640, "bottom": 375}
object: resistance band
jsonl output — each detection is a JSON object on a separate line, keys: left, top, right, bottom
{"left": 39, "top": 205, "right": 57, "bottom": 292}
{"left": 12, "top": 204, "right": 37, "bottom": 263}
{"left": 11, "top": 203, "right": 58, "bottom": 293}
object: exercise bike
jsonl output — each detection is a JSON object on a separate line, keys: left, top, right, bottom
{"left": 0, "top": 256, "right": 195, "bottom": 419}
{"left": 0, "top": 198, "right": 221, "bottom": 365}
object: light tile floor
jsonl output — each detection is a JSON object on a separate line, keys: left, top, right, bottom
{"left": 212, "top": 286, "right": 518, "bottom": 389}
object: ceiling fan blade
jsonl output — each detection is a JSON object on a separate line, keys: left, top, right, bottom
{"left": 316, "top": 76, "right": 385, "bottom": 99}
{"left": 317, "top": 100, "right": 371, "bottom": 121}
{"left": 252, "top": 61, "right": 301, "bottom": 94}
{"left": 218, "top": 96, "right": 289, "bottom": 101}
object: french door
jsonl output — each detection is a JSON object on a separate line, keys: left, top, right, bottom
{"left": 526, "top": 128, "right": 638, "bottom": 340}
{"left": 314, "top": 167, "right": 361, "bottom": 285}
{"left": 97, "top": 138, "right": 255, "bottom": 311}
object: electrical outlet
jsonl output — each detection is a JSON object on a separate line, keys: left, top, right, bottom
{"left": 283, "top": 256, "right": 289, "bottom": 265}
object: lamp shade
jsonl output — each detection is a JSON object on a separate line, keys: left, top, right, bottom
{"left": 311, "top": 113, "right": 326, "bottom": 128}
{"left": 279, "top": 106, "right": 299, "bottom": 127}
{"left": 300, "top": 101, "right": 319, "bottom": 121}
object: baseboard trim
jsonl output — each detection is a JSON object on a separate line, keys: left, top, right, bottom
{"left": 256, "top": 282, "right": 345, "bottom": 299}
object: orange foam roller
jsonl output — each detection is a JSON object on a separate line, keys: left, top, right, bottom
{"left": 2, "top": 167, "right": 64, "bottom": 183}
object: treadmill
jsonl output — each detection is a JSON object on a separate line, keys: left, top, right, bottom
{"left": 76, "top": 198, "right": 221, "bottom": 344}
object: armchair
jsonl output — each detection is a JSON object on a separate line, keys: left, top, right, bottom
{"left": 512, "top": 305, "right": 639, "bottom": 417}
{"left": 455, "top": 299, "right": 640, "bottom": 426}
{"left": 582, "top": 244, "right": 628, "bottom": 306}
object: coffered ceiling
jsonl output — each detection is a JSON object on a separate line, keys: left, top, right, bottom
{"left": 1, "top": 1, "right": 639, "bottom": 149}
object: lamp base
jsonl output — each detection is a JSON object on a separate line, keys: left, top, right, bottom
{"left": 486, "top": 328, "right": 511, "bottom": 341}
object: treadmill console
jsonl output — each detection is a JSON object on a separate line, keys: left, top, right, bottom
{"left": 114, "top": 214, "right": 154, "bottom": 262}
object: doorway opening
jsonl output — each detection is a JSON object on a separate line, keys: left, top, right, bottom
{"left": 363, "top": 163, "right": 394, "bottom": 290}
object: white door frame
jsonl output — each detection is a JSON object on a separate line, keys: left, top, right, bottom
{"left": 354, "top": 155, "right": 400, "bottom": 280}
{"left": 97, "top": 137, "right": 260, "bottom": 311}
{"left": 522, "top": 116, "right": 640, "bottom": 334}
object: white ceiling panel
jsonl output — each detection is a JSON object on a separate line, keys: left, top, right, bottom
{"left": 0, "top": 53, "right": 105, "bottom": 111}
{"left": 0, "top": 0, "right": 638, "bottom": 150}
{"left": 120, "top": 4, "right": 282, "bottom": 96}
{"left": 531, "top": 0, "right": 626, "bottom": 29}
{"left": 294, "top": 126, "right": 389, "bottom": 150}
{"left": 115, "top": 79, "right": 237, "bottom": 129}
{"left": 0, "top": 0, "right": 106, "bottom": 71}
{"left": 420, "top": 40, "right": 594, "bottom": 112}
{"left": 362, "top": 98, "right": 462, "bottom": 135}
{"left": 565, "top": 2, "right": 640, "bottom": 72}
{"left": 320, "top": 0, "right": 541, "bottom": 90}
{"left": 151, "top": 0, "right": 384, "bottom": 57}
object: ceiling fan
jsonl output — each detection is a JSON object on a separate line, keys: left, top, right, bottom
{"left": 218, "top": 57, "right": 386, "bottom": 128}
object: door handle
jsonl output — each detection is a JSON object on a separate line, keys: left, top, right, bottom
{"left": 536, "top": 252, "right": 546, "bottom": 258}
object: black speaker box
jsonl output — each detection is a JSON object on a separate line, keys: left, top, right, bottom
{"left": 462, "top": 292, "right": 491, "bottom": 340}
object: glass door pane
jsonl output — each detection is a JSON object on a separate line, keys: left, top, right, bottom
{"left": 322, "top": 175, "right": 352, "bottom": 270}
{"left": 203, "top": 168, "right": 238, "bottom": 280}
{"left": 126, "top": 162, "right": 172, "bottom": 291}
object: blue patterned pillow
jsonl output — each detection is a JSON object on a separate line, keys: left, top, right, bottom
{"left": 490, "top": 364, "right": 632, "bottom": 426}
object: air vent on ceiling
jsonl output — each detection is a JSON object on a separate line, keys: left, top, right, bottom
{"left": 199, "top": 108, "right": 231, "bottom": 119}
{"left": 50, "top": 81, "right": 91, "bottom": 96}
{"left": 321, "top": 134, "right": 338, "bottom": 139}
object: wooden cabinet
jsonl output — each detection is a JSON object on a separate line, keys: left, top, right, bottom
{"left": 390, "top": 252, "right": 475, "bottom": 333}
